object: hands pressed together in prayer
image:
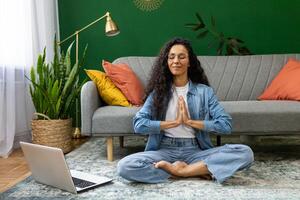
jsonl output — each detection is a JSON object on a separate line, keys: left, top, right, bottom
{"left": 175, "top": 96, "right": 190, "bottom": 126}
{"left": 160, "top": 96, "right": 204, "bottom": 130}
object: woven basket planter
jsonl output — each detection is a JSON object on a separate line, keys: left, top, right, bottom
{"left": 31, "top": 118, "right": 72, "bottom": 153}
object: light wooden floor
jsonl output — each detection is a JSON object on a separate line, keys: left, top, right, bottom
{"left": 0, "top": 148, "right": 31, "bottom": 193}
{"left": 0, "top": 137, "right": 89, "bottom": 193}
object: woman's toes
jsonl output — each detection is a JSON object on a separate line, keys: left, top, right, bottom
{"left": 154, "top": 160, "right": 168, "bottom": 168}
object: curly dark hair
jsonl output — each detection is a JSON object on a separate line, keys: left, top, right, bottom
{"left": 145, "top": 37, "right": 210, "bottom": 119}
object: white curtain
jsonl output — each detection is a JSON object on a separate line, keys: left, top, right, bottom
{"left": 0, "top": 0, "right": 60, "bottom": 158}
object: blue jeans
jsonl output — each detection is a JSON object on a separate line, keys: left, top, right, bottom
{"left": 117, "top": 136, "right": 254, "bottom": 184}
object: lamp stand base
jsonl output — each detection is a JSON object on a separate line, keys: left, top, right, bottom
{"left": 72, "top": 127, "right": 81, "bottom": 139}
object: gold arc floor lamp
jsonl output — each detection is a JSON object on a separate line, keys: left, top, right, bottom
{"left": 58, "top": 12, "right": 120, "bottom": 139}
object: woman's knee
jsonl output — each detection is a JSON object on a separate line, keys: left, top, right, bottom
{"left": 117, "top": 155, "right": 149, "bottom": 179}
{"left": 117, "top": 157, "right": 126, "bottom": 176}
{"left": 239, "top": 144, "right": 254, "bottom": 167}
{"left": 226, "top": 144, "right": 254, "bottom": 166}
{"left": 117, "top": 156, "right": 134, "bottom": 178}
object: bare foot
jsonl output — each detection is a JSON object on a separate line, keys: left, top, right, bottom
{"left": 154, "top": 160, "right": 213, "bottom": 180}
{"left": 154, "top": 161, "right": 188, "bottom": 177}
{"left": 172, "top": 161, "right": 188, "bottom": 168}
{"left": 154, "top": 160, "right": 170, "bottom": 169}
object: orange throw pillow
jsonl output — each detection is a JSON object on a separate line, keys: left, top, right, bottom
{"left": 102, "top": 60, "right": 145, "bottom": 106}
{"left": 258, "top": 58, "right": 300, "bottom": 101}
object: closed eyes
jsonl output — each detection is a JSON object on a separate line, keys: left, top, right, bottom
{"left": 168, "top": 53, "right": 188, "bottom": 60}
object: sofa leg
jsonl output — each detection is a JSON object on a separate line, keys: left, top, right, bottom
{"left": 119, "top": 136, "right": 124, "bottom": 148}
{"left": 107, "top": 137, "right": 113, "bottom": 161}
{"left": 216, "top": 135, "right": 221, "bottom": 146}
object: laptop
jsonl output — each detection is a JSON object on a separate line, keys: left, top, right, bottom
{"left": 20, "top": 142, "right": 112, "bottom": 194}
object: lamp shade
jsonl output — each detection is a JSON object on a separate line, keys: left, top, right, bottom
{"left": 105, "top": 14, "right": 120, "bottom": 36}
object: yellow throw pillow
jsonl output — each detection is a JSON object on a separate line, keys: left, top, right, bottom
{"left": 85, "top": 69, "right": 131, "bottom": 106}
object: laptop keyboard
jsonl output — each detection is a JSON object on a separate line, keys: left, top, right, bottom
{"left": 72, "top": 177, "right": 96, "bottom": 188}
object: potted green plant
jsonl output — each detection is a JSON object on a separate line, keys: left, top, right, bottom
{"left": 26, "top": 39, "right": 87, "bottom": 153}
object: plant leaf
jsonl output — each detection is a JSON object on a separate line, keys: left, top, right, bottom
{"left": 217, "top": 41, "right": 225, "bottom": 55}
{"left": 238, "top": 47, "right": 252, "bottom": 55}
{"left": 51, "top": 80, "right": 60, "bottom": 103}
{"left": 29, "top": 66, "right": 36, "bottom": 85}
{"left": 236, "top": 38, "right": 244, "bottom": 43}
{"left": 27, "top": 75, "right": 56, "bottom": 115}
{"left": 185, "top": 23, "right": 199, "bottom": 27}
{"left": 65, "top": 41, "right": 74, "bottom": 76}
{"left": 79, "top": 44, "right": 88, "bottom": 68}
{"left": 195, "top": 12, "right": 204, "bottom": 24}
{"left": 36, "top": 55, "right": 44, "bottom": 86}
{"left": 227, "top": 38, "right": 240, "bottom": 48}
{"left": 197, "top": 30, "right": 209, "bottom": 39}
{"left": 226, "top": 45, "right": 234, "bottom": 55}
{"left": 55, "top": 96, "right": 62, "bottom": 115}
{"left": 53, "top": 35, "right": 60, "bottom": 77}
{"left": 61, "top": 62, "right": 79, "bottom": 98}
{"left": 194, "top": 24, "right": 205, "bottom": 31}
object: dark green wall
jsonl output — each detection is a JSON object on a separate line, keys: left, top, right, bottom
{"left": 58, "top": 0, "right": 300, "bottom": 71}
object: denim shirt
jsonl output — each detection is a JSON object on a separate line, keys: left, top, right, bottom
{"left": 133, "top": 81, "right": 232, "bottom": 151}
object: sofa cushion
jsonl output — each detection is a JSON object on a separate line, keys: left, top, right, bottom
{"left": 85, "top": 70, "right": 131, "bottom": 107}
{"left": 102, "top": 60, "right": 145, "bottom": 106}
{"left": 92, "top": 106, "right": 141, "bottom": 135}
{"left": 113, "top": 57, "right": 154, "bottom": 88}
{"left": 221, "top": 101, "right": 300, "bottom": 133}
{"left": 258, "top": 58, "right": 300, "bottom": 101}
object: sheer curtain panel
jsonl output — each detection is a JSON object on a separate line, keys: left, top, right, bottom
{"left": 0, "top": 0, "right": 59, "bottom": 158}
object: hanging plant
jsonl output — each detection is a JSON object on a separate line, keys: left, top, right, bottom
{"left": 185, "top": 13, "right": 252, "bottom": 55}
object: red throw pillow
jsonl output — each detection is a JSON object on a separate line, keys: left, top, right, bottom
{"left": 258, "top": 58, "right": 300, "bottom": 101}
{"left": 102, "top": 60, "right": 145, "bottom": 106}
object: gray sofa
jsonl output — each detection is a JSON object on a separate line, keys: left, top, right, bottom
{"left": 81, "top": 54, "right": 300, "bottom": 161}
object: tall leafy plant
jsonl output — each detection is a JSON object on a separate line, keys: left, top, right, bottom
{"left": 186, "top": 13, "right": 252, "bottom": 55}
{"left": 27, "top": 39, "right": 87, "bottom": 119}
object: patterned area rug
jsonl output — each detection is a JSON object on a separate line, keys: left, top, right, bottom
{"left": 2, "top": 137, "right": 300, "bottom": 200}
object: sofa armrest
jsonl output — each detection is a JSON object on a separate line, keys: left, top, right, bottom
{"left": 81, "top": 81, "right": 102, "bottom": 136}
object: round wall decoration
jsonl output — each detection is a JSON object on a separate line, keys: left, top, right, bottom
{"left": 133, "top": 0, "right": 164, "bottom": 12}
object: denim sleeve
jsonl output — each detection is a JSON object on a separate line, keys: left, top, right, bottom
{"left": 133, "top": 93, "right": 161, "bottom": 135}
{"left": 202, "top": 87, "right": 232, "bottom": 134}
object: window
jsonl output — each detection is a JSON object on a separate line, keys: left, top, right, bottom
{"left": 0, "top": 0, "right": 33, "bottom": 68}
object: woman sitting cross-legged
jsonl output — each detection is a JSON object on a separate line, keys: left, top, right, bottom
{"left": 117, "top": 37, "right": 254, "bottom": 184}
